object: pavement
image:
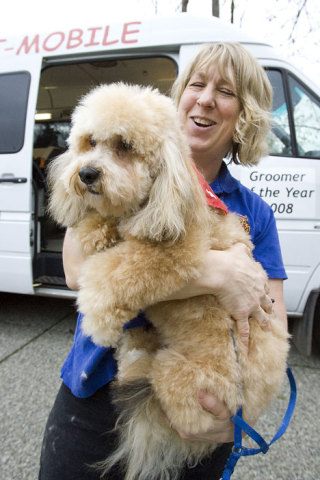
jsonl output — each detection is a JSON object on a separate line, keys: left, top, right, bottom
{"left": 0, "top": 292, "right": 319, "bottom": 480}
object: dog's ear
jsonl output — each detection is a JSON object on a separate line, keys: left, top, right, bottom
{"left": 124, "top": 133, "right": 203, "bottom": 242}
{"left": 47, "top": 151, "right": 87, "bottom": 227}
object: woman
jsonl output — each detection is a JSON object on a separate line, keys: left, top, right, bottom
{"left": 39, "top": 43, "right": 287, "bottom": 480}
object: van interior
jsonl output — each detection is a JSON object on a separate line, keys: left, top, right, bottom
{"left": 32, "top": 56, "right": 177, "bottom": 289}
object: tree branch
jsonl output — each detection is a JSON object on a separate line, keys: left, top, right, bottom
{"left": 288, "top": 0, "right": 308, "bottom": 42}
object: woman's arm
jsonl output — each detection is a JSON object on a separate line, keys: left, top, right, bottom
{"left": 63, "top": 230, "right": 274, "bottom": 339}
{"left": 268, "top": 278, "right": 287, "bottom": 329}
{"left": 62, "top": 227, "right": 86, "bottom": 290}
{"left": 63, "top": 230, "right": 273, "bottom": 335}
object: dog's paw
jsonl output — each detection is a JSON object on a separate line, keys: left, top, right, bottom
{"left": 95, "top": 223, "right": 120, "bottom": 251}
{"left": 79, "top": 295, "right": 139, "bottom": 347}
{"left": 76, "top": 216, "right": 120, "bottom": 254}
{"left": 81, "top": 225, "right": 120, "bottom": 254}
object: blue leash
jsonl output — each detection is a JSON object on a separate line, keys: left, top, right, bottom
{"left": 221, "top": 367, "right": 297, "bottom": 480}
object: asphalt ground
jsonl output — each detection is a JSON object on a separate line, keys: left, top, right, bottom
{"left": 0, "top": 292, "right": 319, "bottom": 480}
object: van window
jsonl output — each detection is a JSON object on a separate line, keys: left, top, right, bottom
{"left": 266, "top": 68, "right": 320, "bottom": 159}
{"left": 36, "top": 56, "right": 176, "bottom": 123}
{"left": 266, "top": 70, "right": 292, "bottom": 156}
{"left": 288, "top": 75, "right": 320, "bottom": 158}
{"left": 34, "top": 56, "right": 176, "bottom": 156}
{"left": 0, "top": 72, "right": 30, "bottom": 154}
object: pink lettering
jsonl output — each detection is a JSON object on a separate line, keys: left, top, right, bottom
{"left": 121, "top": 22, "right": 141, "bottom": 44}
{"left": 102, "top": 26, "right": 119, "bottom": 46}
{"left": 16, "top": 35, "right": 40, "bottom": 54}
{"left": 67, "top": 29, "right": 84, "bottom": 49}
{"left": 14, "top": 21, "right": 142, "bottom": 56}
{"left": 43, "top": 31, "right": 65, "bottom": 52}
{"left": 84, "top": 27, "right": 102, "bottom": 47}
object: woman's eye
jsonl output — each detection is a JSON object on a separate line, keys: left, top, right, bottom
{"left": 89, "top": 136, "right": 96, "bottom": 148}
{"left": 220, "top": 89, "right": 235, "bottom": 97}
{"left": 190, "top": 82, "right": 204, "bottom": 88}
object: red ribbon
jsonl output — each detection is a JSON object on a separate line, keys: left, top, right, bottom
{"left": 193, "top": 165, "right": 228, "bottom": 215}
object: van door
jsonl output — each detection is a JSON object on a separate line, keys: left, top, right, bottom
{"left": 32, "top": 54, "right": 177, "bottom": 294}
{"left": 230, "top": 65, "right": 320, "bottom": 316}
{"left": 0, "top": 55, "right": 41, "bottom": 294}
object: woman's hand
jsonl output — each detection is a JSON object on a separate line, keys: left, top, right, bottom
{"left": 176, "top": 392, "right": 234, "bottom": 443}
{"left": 166, "top": 243, "right": 275, "bottom": 350}
{"left": 211, "top": 243, "right": 274, "bottom": 348}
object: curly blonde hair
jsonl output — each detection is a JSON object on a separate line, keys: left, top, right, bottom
{"left": 171, "top": 43, "right": 272, "bottom": 165}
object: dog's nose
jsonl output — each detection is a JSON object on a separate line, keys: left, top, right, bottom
{"left": 79, "top": 167, "right": 100, "bottom": 185}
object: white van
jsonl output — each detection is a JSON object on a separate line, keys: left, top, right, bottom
{"left": 0, "top": 14, "right": 319, "bottom": 355}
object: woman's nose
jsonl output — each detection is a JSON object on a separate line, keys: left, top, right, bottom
{"left": 197, "top": 87, "right": 216, "bottom": 108}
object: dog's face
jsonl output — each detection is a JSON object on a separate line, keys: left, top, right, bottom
{"left": 59, "top": 83, "right": 183, "bottom": 218}
{"left": 49, "top": 82, "right": 207, "bottom": 241}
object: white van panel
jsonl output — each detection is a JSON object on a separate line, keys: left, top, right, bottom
{"left": 0, "top": 213, "right": 31, "bottom": 253}
{"left": 229, "top": 154, "right": 320, "bottom": 315}
{"left": 0, "top": 255, "right": 33, "bottom": 294}
{"left": 0, "top": 56, "right": 42, "bottom": 294}
{"left": 280, "top": 230, "right": 320, "bottom": 312}
{"left": 0, "top": 179, "right": 31, "bottom": 214}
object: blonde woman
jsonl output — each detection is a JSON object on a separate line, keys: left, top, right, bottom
{"left": 39, "top": 43, "right": 287, "bottom": 480}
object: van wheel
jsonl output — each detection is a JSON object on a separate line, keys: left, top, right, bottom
{"left": 312, "top": 296, "right": 320, "bottom": 354}
{"left": 292, "top": 289, "right": 320, "bottom": 356}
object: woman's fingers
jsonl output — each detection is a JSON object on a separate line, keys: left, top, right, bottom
{"left": 249, "top": 306, "right": 271, "bottom": 331}
{"left": 177, "top": 425, "right": 234, "bottom": 443}
{"left": 232, "top": 315, "right": 250, "bottom": 351}
{"left": 176, "top": 392, "right": 234, "bottom": 443}
{"left": 260, "top": 293, "right": 274, "bottom": 314}
{"left": 198, "top": 391, "right": 231, "bottom": 420}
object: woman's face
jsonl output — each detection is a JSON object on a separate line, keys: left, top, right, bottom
{"left": 178, "top": 67, "right": 241, "bottom": 163}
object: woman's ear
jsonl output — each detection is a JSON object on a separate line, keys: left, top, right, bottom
{"left": 123, "top": 133, "right": 200, "bottom": 242}
{"left": 47, "top": 151, "right": 87, "bottom": 227}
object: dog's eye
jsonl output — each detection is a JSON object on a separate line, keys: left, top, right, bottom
{"left": 117, "top": 139, "right": 133, "bottom": 153}
{"left": 89, "top": 136, "right": 97, "bottom": 148}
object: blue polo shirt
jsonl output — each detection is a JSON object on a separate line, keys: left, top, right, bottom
{"left": 61, "top": 162, "right": 287, "bottom": 398}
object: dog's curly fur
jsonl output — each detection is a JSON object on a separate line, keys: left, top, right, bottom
{"left": 48, "top": 82, "right": 289, "bottom": 480}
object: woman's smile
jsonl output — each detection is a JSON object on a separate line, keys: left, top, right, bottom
{"left": 191, "top": 116, "right": 217, "bottom": 128}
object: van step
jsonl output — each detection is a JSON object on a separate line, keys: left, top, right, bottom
{"left": 34, "top": 275, "right": 67, "bottom": 287}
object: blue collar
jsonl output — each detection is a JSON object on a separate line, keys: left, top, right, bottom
{"left": 221, "top": 367, "right": 297, "bottom": 480}
{"left": 210, "top": 162, "right": 240, "bottom": 195}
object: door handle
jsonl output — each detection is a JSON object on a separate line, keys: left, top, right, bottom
{"left": 0, "top": 177, "right": 27, "bottom": 184}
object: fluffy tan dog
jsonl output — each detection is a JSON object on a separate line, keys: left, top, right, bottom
{"left": 48, "top": 83, "right": 289, "bottom": 480}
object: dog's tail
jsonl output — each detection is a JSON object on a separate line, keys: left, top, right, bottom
{"left": 98, "top": 379, "right": 212, "bottom": 480}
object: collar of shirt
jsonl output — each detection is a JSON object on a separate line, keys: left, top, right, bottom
{"left": 210, "top": 161, "right": 240, "bottom": 195}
